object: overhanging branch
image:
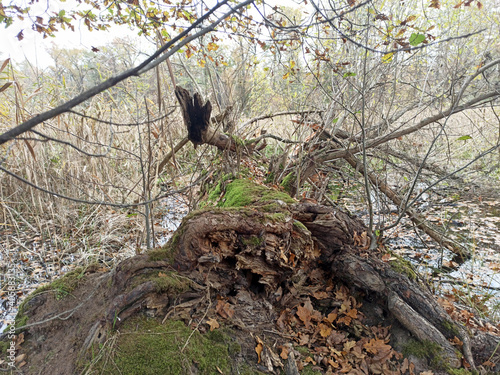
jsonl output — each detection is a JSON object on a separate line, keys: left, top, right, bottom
{"left": 0, "top": 0, "right": 255, "bottom": 145}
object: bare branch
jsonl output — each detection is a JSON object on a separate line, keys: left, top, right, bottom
{"left": 0, "top": 0, "right": 254, "bottom": 145}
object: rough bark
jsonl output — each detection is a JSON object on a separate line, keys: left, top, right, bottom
{"left": 5, "top": 195, "right": 499, "bottom": 374}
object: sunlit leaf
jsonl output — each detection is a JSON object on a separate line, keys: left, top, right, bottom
{"left": 207, "top": 42, "right": 219, "bottom": 51}
{"left": 409, "top": 33, "right": 425, "bottom": 46}
{"left": 255, "top": 337, "right": 263, "bottom": 363}
{"left": 457, "top": 135, "right": 472, "bottom": 141}
{"left": 382, "top": 52, "right": 394, "bottom": 63}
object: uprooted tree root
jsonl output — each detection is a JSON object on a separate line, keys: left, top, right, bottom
{"left": 3, "top": 182, "right": 499, "bottom": 374}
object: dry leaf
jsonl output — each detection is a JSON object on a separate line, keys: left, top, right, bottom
{"left": 326, "top": 312, "right": 337, "bottom": 324}
{"left": 297, "top": 302, "right": 313, "bottom": 328}
{"left": 451, "top": 336, "right": 463, "bottom": 347}
{"left": 207, "top": 317, "right": 219, "bottom": 331}
{"left": 346, "top": 308, "right": 358, "bottom": 319}
{"left": 313, "top": 291, "right": 329, "bottom": 299}
{"left": 255, "top": 337, "right": 264, "bottom": 363}
{"left": 298, "top": 333, "right": 310, "bottom": 346}
{"left": 216, "top": 299, "right": 235, "bottom": 319}
{"left": 280, "top": 346, "right": 289, "bottom": 359}
{"left": 319, "top": 323, "right": 332, "bottom": 338}
{"left": 304, "top": 356, "right": 316, "bottom": 365}
{"left": 343, "top": 340, "right": 356, "bottom": 352}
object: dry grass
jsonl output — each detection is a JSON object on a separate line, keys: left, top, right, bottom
{"left": 0, "top": 61, "right": 191, "bottom": 272}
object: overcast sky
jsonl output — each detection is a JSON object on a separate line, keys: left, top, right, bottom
{"left": 2, "top": 0, "right": 298, "bottom": 68}
{"left": 3, "top": 0, "right": 166, "bottom": 68}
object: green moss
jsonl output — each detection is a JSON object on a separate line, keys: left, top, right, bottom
{"left": 264, "top": 212, "right": 287, "bottom": 223}
{"left": 236, "top": 363, "right": 267, "bottom": 375}
{"left": 220, "top": 179, "right": 294, "bottom": 208}
{"left": 442, "top": 320, "right": 460, "bottom": 337}
{"left": 241, "top": 235, "right": 264, "bottom": 247}
{"left": 148, "top": 244, "right": 177, "bottom": 263}
{"left": 447, "top": 369, "right": 479, "bottom": 375}
{"left": 0, "top": 340, "right": 9, "bottom": 355}
{"left": 280, "top": 172, "right": 295, "bottom": 194}
{"left": 15, "top": 314, "right": 28, "bottom": 330}
{"left": 402, "top": 339, "right": 446, "bottom": 369}
{"left": 389, "top": 254, "right": 417, "bottom": 281}
{"left": 295, "top": 346, "right": 312, "bottom": 356}
{"left": 16, "top": 267, "right": 86, "bottom": 319}
{"left": 86, "top": 316, "right": 233, "bottom": 375}
{"left": 229, "top": 134, "right": 247, "bottom": 147}
{"left": 293, "top": 220, "right": 308, "bottom": 231}
{"left": 261, "top": 203, "right": 284, "bottom": 212}
{"left": 293, "top": 347, "right": 322, "bottom": 374}
{"left": 130, "top": 270, "right": 191, "bottom": 294}
{"left": 45, "top": 267, "right": 85, "bottom": 299}
{"left": 13, "top": 267, "right": 86, "bottom": 332}
{"left": 264, "top": 171, "right": 275, "bottom": 184}
{"left": 207, "top": 182, "right": 222, "bottom": 202}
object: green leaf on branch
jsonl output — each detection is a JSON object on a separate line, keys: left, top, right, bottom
{"left": 409, "top": 33, "right": 425, "bottom": 46}
{"left": 343, "top": 72, "right": 356, "bottom": 78}
{"left": 457, "top": 135, "right": 472, "bottom": 141}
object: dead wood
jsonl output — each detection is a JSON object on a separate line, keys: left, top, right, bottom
{"left": 175, "top": 86, "right": 242, "bottom": 151}
{"left": 7, "top": 196, "right": 500, "bottom": 374}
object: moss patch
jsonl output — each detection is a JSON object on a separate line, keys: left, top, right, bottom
{"left": 0, "top": 340, "right": 9, "bottom": 355}
{"left": 402, "top": 339, "right": 446, "bottom": 370}
{"left": 85, "top": 316, "right": 234, "bottom": 375}
{"left": 442, "top": 320, "right": 460, "bottom": 337}
{"left": 207, "top": 182, "right": 222, "bottom": 202}
{"left": 13, "top": 267, "right": 86, "bottom": 332}
{"left": 220, "top": 179, "right": 294, "bottom": 208}
{"left": 41, "top": 267, "right": 85, "bottom": 300}
{"left": 240, "top": 235, "right": 264, "bottom": 247}
{"left": 264, "top": 212, "right": 287, "bottom": 223}
{"left": 389, "top": 254, "right": 417, "bottom": 281}
{"left": 293, "top": 220, "right": 308, "bottom": 231}
{"left": 130, "top": 270, "right": 191, "bottom": 294}
{"left": 148, "top": 244, "right": 177, "bottom": 263}
{"left": 280, "top": 172, "right": 295, "bottom": 194}
{"left": 447, "top": 369, "right": 479, "bottom": 375}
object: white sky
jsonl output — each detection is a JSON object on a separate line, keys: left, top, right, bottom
{"left": 2, "top": 0, "right": 160, "bottom": 67}
{"left": 2, "top": 0, "right": 297, "bottom": 68}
